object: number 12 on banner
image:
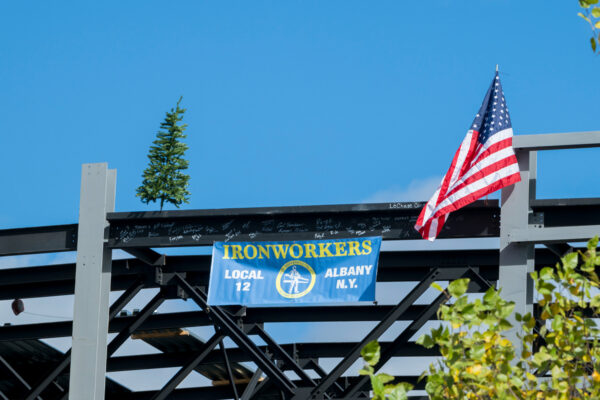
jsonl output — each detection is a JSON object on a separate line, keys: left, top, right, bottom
{"left": 235, "top": 282, "right": 251, "bottom": 292}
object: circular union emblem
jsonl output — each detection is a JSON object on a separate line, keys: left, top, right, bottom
{"left": 276, "top": 260, "right": 316, "bottom": 299}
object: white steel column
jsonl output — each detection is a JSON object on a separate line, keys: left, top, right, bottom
{"left": 69, "top": 163, "right": 116, "bottom": 400}
{"left": 499, "top": 150, "right": 536, "bottom": 353}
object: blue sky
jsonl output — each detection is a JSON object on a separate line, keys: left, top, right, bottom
{"left": 1, "top": 0, "right": 599, "bottom": 392}
{"left": 1, "top": 1, "right": 598, "bottom": 229}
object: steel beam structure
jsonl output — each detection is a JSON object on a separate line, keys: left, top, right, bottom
{"left": 2, "top": 246, "right": 576, "bottom": 301}
{"left": 310, "top": 268, "right": 442, "bottom": 398}
{"left": 3, "top": 199, "right": 599, "bottom": 257}
{"left": 106, "top": 201, "right": 498, "bottom": 248}
{"left": 344, "top": 291, "right": 448, "bottom": 398}
{"left": 512, "top": 130, "right": 600, "bottom": 150}
{"left": 102, "top": 376, "right": 424, "bottom": 400}
{"left": 1, "top": 132, "right": 599, "bottom": 399}
{"left": 508, "top": 225, "right": 600, "bottom": 243}
{"left": 498, "top": 132, "right": 600, "bottom": 353}
{"left": 250, "top": 324, "right": 316, "bottom": 388}
{"left": 150, "top": 332, "right": 226, "bottom": 400}
{"left": 0, "top": 355, "right": 42, "bottom": 400}
{"left": 175, "top": 275, "right": 297, "bottom": 396}
{"left": 24, "top": 279, "right": 144, "bottom": 400}
{"left": 241, "top": 369, "right": 263, "bottom": 400}
{"left": 218, "top": 339, "right": 241, "bottom": 400}
{"left": 104, "top": 341, "right": 438, "bottom": 373}
{"left": 0, "top": 305, "right": 440, "bottom": 342}
{"left": 0, "top": 224, "right": 77, "bottom": 256}
{"left": 69, "top": 163, "right": 116, "bottom": 400}
{"left": 499, "top": 149, "right": 536, "bottom": 351}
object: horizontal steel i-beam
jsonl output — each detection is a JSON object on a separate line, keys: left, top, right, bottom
{"left": 509, "top": 226, "right": 600, "bottom": 243}
{"left": 106, "top": 201, "right": 499, "bottom": 247}
{"left": 2, "top": 198, "right": 600, "bottom": 254}
{"left": 0, "top": 224, "right": 77, "bottom": 256}
{"left": 513, "top": 131, "right": 600, "bottom": 151}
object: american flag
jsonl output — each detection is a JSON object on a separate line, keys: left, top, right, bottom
{"left": 415, "top": 71, "right": 521, "bottom": 241}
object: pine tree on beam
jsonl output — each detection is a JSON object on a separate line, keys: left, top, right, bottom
{"left": 137, "top": 97, "right": 191, "bottom": 211}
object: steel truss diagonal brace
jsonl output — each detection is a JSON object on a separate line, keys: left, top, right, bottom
{"left": 246, "top": 328, "right": 319, "bottom": 399}
{"left": 150, "top": 332, "right": 225, "bottom": 400}
{"left": 123, "top": 247, "right": 165, "bottom": 266}
{"left": 344, "top": 272, "right": 490, "bottom": 398}
{"left": 219, "top": 337, "right": 240, "bottom": 400}
{"left": 309, "top": 268, "right": 442, "bottom": 399}
{"left": 308, "top": 360, "right": 344, "bottom": 395}
{"left": 106, "top": 291, "right": 165, "bottom": 356}
{"left": 241, "top": 369, "right": 263, "bottom": 400}
{"left": 344, "top": 290, "right": 450, "bottom": 399}
{"left": 0, "top": 355, "right": 42, "bottom": 400}
{"left": 251, "top": 324, "right": 316, "bottom": 387}
{"left": 174, "top": 274, "right": 297, "bottom": 396}
{"left": 56, "top": 290, "right": 165, "bottom": 400}
{"left": 24, "top": 279, "right": 145, "bottom": 400}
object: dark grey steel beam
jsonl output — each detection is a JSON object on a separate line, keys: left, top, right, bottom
{"left": 0, "top": 249, "right": 511, "bottom": 300}
{"left": 0, "top": 199, "right": 597, "bottom": 255}
{"left": 218, "top": 338, "right": 240, "bottom": 400}
{"left": 0, "top": 247, "right": 565, "bottom": 301}
{"left": 56, "top": 292, "right": 166, "bottom": 400}
{"left": 0, "top": 266, "right": 496, "bottom": 301}
{"left": 0, "top": 276, "right": 146, "bottom": 301}
{"left": 240, "top": 369, "right": 262, "bottom": 400}
{"left": 543, "top": 243, "right": 573, "bottom": 258}
{"left": 24, "top": 279, "right": 145, "bottom": 400}
{"left": 0, "top": 247, "right": 562, "bottom": 289}
{"left": 107, "top": 376, "right": 425, "bottom": 400}
{"left": 107, "top": 201, "right": 499, "bottom": 248}
{"left": 123, "top": 247, "right": 165, "bottom": 266}
{"left": 106, "top": 291, "right": 165, "bottom": 356}
{"left": 308, "top": 359, "right": 345, "bottom": 395}
{"left": 0, "top": 224, "right": 77, "bottom": 256}
{"left": 150, "top": 332, "right": 225, "bottom": 400}
{"left": 310, "top": 268, "right": 442, "bottom": 398}
{"left": 344, "top": 291, "right": 449, "bottom": 398}
{"left": 106, "top": 342, "right": 437, "bottom": 372}
{"left": 531, "top": 198, "right": 600, "bottom": 228}
{"left": 0, "top": 302, "right": 452, "bottom": 342}
{"left": 7, "top": 289, "right": 529, "bottom": 340}
{"left": 251, "top": 324, "right": 316, "bottom": 387}
{"left": 175, "top": 275, "right": 297, "bottom": 396}
{"left": 0, "top": 355, "right": 42, "bottom": 400}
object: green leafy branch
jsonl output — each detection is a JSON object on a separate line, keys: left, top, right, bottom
{"left": 361, "top": 237, "right": 600, "bottom": 399}
{"left": 359, "top": 341, "right": 413, "bottom": 400}
{"left": 417, "top": 237, "right": 600, "bottom": 399}
{"left": 579, "top": 0, "right": 600, "bottom": 53}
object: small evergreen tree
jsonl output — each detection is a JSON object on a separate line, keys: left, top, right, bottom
{"left": 137, "top": 97, "right": 191, "bottom": 210}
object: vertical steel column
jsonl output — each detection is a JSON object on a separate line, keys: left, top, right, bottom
{"left": 499, "top": 150, "right": 536, "bottom": 352}
{"left": 69, "top": 163, "right": 116, "bottom": 400}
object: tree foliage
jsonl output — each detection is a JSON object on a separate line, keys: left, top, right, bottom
{"left": 579, "top": 0, "right": 600, "bottom": 53}
{"left": 359, "top": 340, "right": 413, "bottom": 400}
{"left": 137, "top": 97, "right": 191, "bottom": 210}
{"left": 361, "top": 237, "right": 600, "bottom": 399}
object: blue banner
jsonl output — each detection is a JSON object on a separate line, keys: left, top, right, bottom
{"left": 207, "top": 236, "right": 381, "bottom": 306}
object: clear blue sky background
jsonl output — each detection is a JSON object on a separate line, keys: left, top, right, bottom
{"left": 1, "top": 1, "right": 598, "bottom": 229}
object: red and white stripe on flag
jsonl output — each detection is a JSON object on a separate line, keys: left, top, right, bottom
{"left": 414, "top": 71, "right": 521, "bottom": 241}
